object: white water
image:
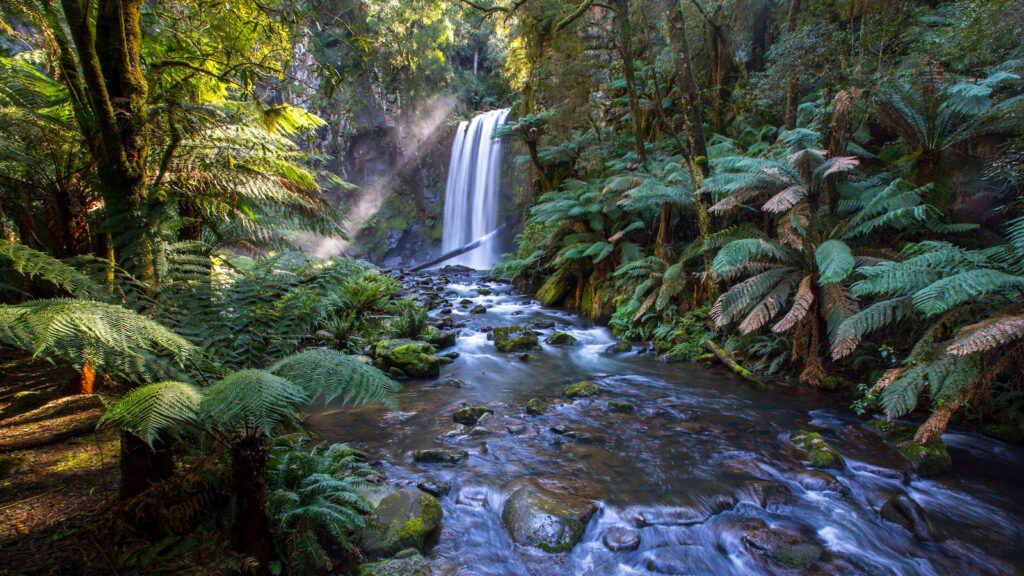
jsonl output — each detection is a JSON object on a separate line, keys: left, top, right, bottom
{"left": 440, "top": 108, "right": 510, "bottom": 269}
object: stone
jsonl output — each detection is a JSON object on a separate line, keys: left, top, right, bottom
{"left": 507, "top": 424, "right": 527, "bottom": 435}
{"left": 530, "top": 319, "right": 557, "bottom": 329}
{"left": 545, "top": 331, "right": 577, "bottom": 345}
{"left": 744, "top": 481, "right": 796, "bottom": 510}
{"left": 459, "top": 298, "right": 472, "bottom": 307}
{"left": 357, "top": 553, "right": 431, "bottom": 576}
{"left": 412, "top": 448, "right": 469, "bottom": 464}
{"left": 518, "top": 353, "right": 534, "bottom": 361}
{"left": 477, "top": 287, "right": 493, "bottom": 296}
{"left": 453, "top": 406, "right": 493, "bottom": 425}
{"left": 535, "top": 269, "right": 572, "bottom": 307}
{"left": 470, "top": 304, "right": 487, "bottom": 314}
{"left": 602, "top": 527, "right": 641, "bottom": 552}
{"left": 604, "top": 340, "right": 632, "bottom": 354}
{"left": 501, "top": 482, "right": 597, "bottom": 553}
{"left": 492, "top": 326, "right": 540, "bottom": 353}
{"left": 441, "top": 378, "right": 465, "bottom": 388}
{"left": 880, "top": 493, "right": 937, "bottom": 541}
{"left": 421, "top": 326, "right": 457, "bottom": 349}
{"left": 742, "top": 525, "right": 823, "bottom": 569}
{"left": 417, "top": 477, "right": 452, "bottom": 498}
{"left": 361, "top": 488, "right": 443, "bottom": 558}
{"left": 794, "top": 470, "right": 848, "bottom": 494}
{"left": 526, "top": 397, "right": 548, "bottom": 416}
{"left": 608, "top": 400, "right": 635, "bottom": 413}
{"left": 789, "top": 430, "right": 846, "bottom": 469}
{"left": 563, "top": 380, "right": 599, "bottom": 398}
{"left": 374, "top": 339, "right": 440, "bottom": 379}
{"left": 867, "top": 420, "right": 952, "bottom": 476}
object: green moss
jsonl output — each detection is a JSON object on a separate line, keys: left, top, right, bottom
{"left": 535, "top": 269, "right": 573, "bottom": 307}
{"left": 563, "top": 381, "right": 599, "bottom": 398}
{"left": 374, "top": 339, "right": 439, "bottom": 378}
{"left": 453, "top": 405, "right": 492, "bottom": 425}
{"left": 470, "top": 304, "right": 487, "bottom": 314}
{"left": 867, "top": 420, "right": 952, "bottom": 475}
{"left": 790, "top": 430, "right": 845, "bottom": 469}
{"left": 545, "top": 331, "right": 577, "bottom": 345}
{"left": 526, "top": 397, "right": 547, "bottom": 416}
{"left": 518, "top": 352, "right": 534, "bottom": 361}
{"left": 608, "top": 401, "right": 634, "bottom": 413}
{"left": 492, "top": 326, "right": 539, "bottom": 352}
{"left": 51, "top": 451, "right": 103, "bottom": 473}
{"left": 397, "top": 495, "right": 442, "bottom": 547}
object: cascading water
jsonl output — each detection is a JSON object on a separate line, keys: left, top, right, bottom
{"left": 440, "top": 108, "right": 510, "bottom": 269}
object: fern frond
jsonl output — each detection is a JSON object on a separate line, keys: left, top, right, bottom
{"left": 0, "top": 240, "right": 104, "bottom": 298}
{"left": 947, "top": 314, "right": 1024, "bottom": 356}
{"left": 773, "top": 275, "right": 814, "bottom": 333}
{"left": 99, "top": 381, "right": 201, "bottom": 445}
{"left": 199, "top": 369, "right": 309, "bottom": 435}
{"left": 269, "top": 349, "right": 399, "bottom": 410}
{"left": 831, "top": 296, "right": 913, "bottom": 359}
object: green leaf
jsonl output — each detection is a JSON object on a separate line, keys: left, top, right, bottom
{"left": 815, "top": 240, "right": 854, "bottom": 285}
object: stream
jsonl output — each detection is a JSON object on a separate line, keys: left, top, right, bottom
{"left": 307, "top": 268, "right": 1024, "bottom": 575}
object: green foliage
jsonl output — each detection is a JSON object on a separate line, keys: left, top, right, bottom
{"left": 98, "top": 381, "right": 202, "bottom": 446}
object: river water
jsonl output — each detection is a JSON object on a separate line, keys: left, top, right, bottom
{"left": 308, "top": 269, "right": 1024, "bottom": 575}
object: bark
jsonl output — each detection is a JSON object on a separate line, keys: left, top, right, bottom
{"left": 783, "top": 0, "right": 801, "bottom": 130}
{"left": 703, "top": 340, "right": 765, "bottom": 388}
{"left": 119, "top": 431, "right": 174, "bottom": 499}
{"left": 665, "top": 1, "right": 717, "bottom": 300}
{"left": 231, "top": 433, "right": 273, "bottom": 573}
{"left": 613, "top": 0, "right": 648, "bottom": 165}
{"left": 913, "top": 402, "right": 958, "bottom": 445}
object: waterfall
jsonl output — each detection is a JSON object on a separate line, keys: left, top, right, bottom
{"left": 440, "top": 108, "right": 510, "bottom": 269}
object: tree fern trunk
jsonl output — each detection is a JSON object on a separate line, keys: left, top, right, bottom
{"left": 119, "top": 431, "right": 174, "bottom": 499}
{"left": 232, "top": 433, "right": 273, "bottom": 573}
{"left": 614, "top": 0, "right": 648, "bottom": 165}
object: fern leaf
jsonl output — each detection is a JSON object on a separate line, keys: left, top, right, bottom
{"left": 200, "top": 369, "right": 309, "bottom": 435}
{"left": 270, "top": 349, "right": 399, "bottom": 409}
{"left": 947, "top": 314, "right": 1024, "bottom": 356}
{"left": 99, "top": 381, "right": 201, "bottom": 446}
{"left": 815, "top": 240, "right": 855, "bottom": 285}
{"left": 773, "top": 275, "right": 814, "bottom": 333}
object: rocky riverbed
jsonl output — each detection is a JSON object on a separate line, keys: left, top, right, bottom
{"left": 307, "top": 267, "right": 1024, "bottom": 576}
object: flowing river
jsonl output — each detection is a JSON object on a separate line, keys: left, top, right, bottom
{"left": 308, "top": 268, "right": 1024, "bottom": 575}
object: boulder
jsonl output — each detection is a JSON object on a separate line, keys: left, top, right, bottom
{"left": 545, "top": 331, "right": 577, "bottom": 345}
{"left": 412, "top": 448, "right": 469, "bottom": 464}
{"left": 563, "top": 380, "right": 599, "bottom": 398}
{"left": 453, "top": 405, "right": 493, "bottom": 425}
{"left": 530, "top": 319, "right": 557, "bottom": 329}
{"left": 492, "top": 326, "right": 539, "bottom": 353}
{"left": 742, "top": 524, "right": 823, "bottom": 569}
{"left": 867, "top": 420, "right": 952, "bottom": 476}
{"left": 357, "top": 550, "right": 431, "bottom": 576}
{"left": 361, "top": 488, "right": 443, "bottom": 558}
{"left": 604, "top": 340, "right": 632, "bottom": 354}
{"left": 421, "top": 326, "right": 457, "bottom": 349}
{"left": 501, "top": 482, "right": 597, "bottom": 553}
{"left": 789, "top": 430, "right": 845, "bottom": 469}
{"left": 608, "top": 401, "right": 635, "bottom": 413}
{"left": 374, "top": 339, "right": 440, "bottom": 379}
{"left": 518, "top": 353, "right": 535, "bottom": 361}
{"left": 470, "top": 304, "right": 487, "bottom": 314}
{"left": 794, "top": 470, "right": 848, "bottom": 494}
{"left": 880, "top": 493, "right": 937, "bottom": 541}
{"left": 526, "top": 398, "right": 548, "bottom": 416}
{"left": 602, "top": 527, "right": 641, "bottom": 552}
{"left": 535, "top": 269, "right": 572, "bottom": 307}
{"left": 417, "top": 477, "right": 452, "bottom": 498}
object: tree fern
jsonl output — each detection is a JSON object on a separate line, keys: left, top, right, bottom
{"left": 0, "top": 240, "right": 104, "bottom": 298}
{"left": 269, "top": 348, "right": 399, "bottom": 410}
{"left": 199, "top": 369, "right": 310, "bottom": 435}
{"left": 99, "top": 381, "right": 202, "bottom": 445}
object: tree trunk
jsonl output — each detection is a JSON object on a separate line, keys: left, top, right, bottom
{"left": 666, "top": 1, "right": 717, "bottom": 300}
{"left": 614, "top": 0, "right": 648, "bottom": 165}
{"left": 913, "top": 402, "right": 959, "bottom": 445}
{"left": 783, "top": 0, "right": 801, "bottom": 130}
{"left": 119, "top": 431, "right": 174, "bottom": 499}
{"left": 231, "top": 433, "right": 273, "bottom": 573}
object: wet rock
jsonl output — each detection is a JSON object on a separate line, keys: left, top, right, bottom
{"left": 518, "top": 353, "right": 535, "bottom": 361}
{"left": 507, "top": 424, "right": 527, "bottom": 435}
{"left": 458, "top": 298, "right": 472, "bottom": 307}
{"left": 789, "top": 430, "right": 846, "bottom": 469}
{"left": 412, "top": 448, "right": 469, "bottom": 464}
{"left": 549, "top": 426, "right": 606, "bottom": 444}
{"left": 526, "top": 397, "right": 548, "bottom": 416}
{"left": 530, "top": 319, "right": 557, "bottom": 329}
{"left": 867, "top": 420, "right": 952, "bottom": 476}
{"left": 721, "top": 457, "right": 771, "bottom": 478}
{"left": 492, "top": 326, "right": 540, "bottom": 352}
{"left": 794, "top": 470, "right": 849, "bottom": 494}
{"left": 374, "top": 339, "right": 440, "bottom": 379}
{"left": 602, "top": 527, "right": 641, "bottom": 552}
{"left": 671, "top": 422, "right": 703, "bottom": 433}
{"left": 453, "top": 406, "right": 493, "bottom": 425}
{"left": 535, "top": 269, "right": 572, "bottom": 307}
{"left": 417, "top": 477, "right": 452, "bottom": 498}
{"left": 421, "top": 326, "right": 457, "bottom": 349}
{"left": 608, "top": 400, "right": 635, "bottom": 413}
{"left": 563, "top": 380, "right": 600, "bottom": 398}
{"left": 361, "top": 488, "right": 443, "bottom": 558}
{"left": 441, "top": 378, "right": 465, "bottom": 388}
{"left": 630, "top": 496, "right": 736, "bottom": 527}
{"left": 470, "top": 304, "right": 487, "bottom": 314}
{"left": 545, "top": 331, "right": 577, "bottom": 345}
{"left": 501, "top": 481, "right": 597, "bottom": 553}
{"left": 455, "top": 487, "right": 489, "bottom": 508}
{"left": 356, "top": 551, "right": 431, "bottom": 576}
{"left": 477, "top": 287, "right": 493, "bottom": 296}
{"left": 743, "top": 525, "right": 823, "bottom": 569}
{"left": 880, "top": 494, "right": 937, "bottom": 541}
{"left": 744, "top": 481, "right": 797, "bottom": 510}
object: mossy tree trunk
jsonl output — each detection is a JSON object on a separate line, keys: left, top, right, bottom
{"left": 783, "top": 0, "right": 802, "bottom": 130}
{"left": 613, "top": 0, "right": 648, "bottom": 165}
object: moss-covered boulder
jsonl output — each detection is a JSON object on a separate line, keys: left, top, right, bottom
{"left": 535, "top": 269, "right": 573, "bottom": 307}
{"left": 604, "top": 340, "right": 632, "bottom": 354}
{"left": 469, "top": 304, "right": 487, "bottom": 314}
{"left": 526, "top": 398, "right": 548, "bottom": 416}
{"left": 880, "top": 493, "right": 937, "bottom": 542}
{"left": 361, "top": 488, "right": 443, "bottom": 558}
{"left": 357, "top": 550, "right": 430, "bottom": 576}
{"left": 789, "top": 430, "right": 845, "bottom": 469}
{"left": 545, "top": 331, "right": 577, "bottom": 345}
{"left": 421, "top": 326, "right": 456, "bottom": 349}
{"left": 492, "top": 326, "right": 539, "bottom": 353}
{"left": 563, "top": 381, "right": 599, "bottom": 398}
{"left": 867, "top": 420, "right": 952, "bottom": 476}
{"left": 453, "top": 406, "right": 492, "bottom": 425}
{"left": 412, "top": 448, "right": 469, "bottom": 464}
{"left": 501, "top": 482, "right": 597, "bottom": 553}
{"left": 742, "top": 524, "right": 823, "bottom": 569}
{"left": 374, "top": 339, "right": 440, "bottom": 379}
{"left": 608, "top": 401, "right": 634, "bottom": 413}
{"left": 518, "top": 353, "right": 534, "bottom": 361}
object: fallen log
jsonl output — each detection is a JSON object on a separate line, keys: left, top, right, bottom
{"left": 703, "top": 340, "right": 765, "bottom": 389}
{"left": 0, "top": 414, "right": 101, "bottom": 453}
{"left": 408, "top": 225, "right": 507, "bottom": 273}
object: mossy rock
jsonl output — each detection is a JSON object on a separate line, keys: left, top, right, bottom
{"left": 606, "top": 340, "right": 631, "bottom": 354}
{"left": 789, "top": 430, "right": 845, "bottom": 469}
{"left": 518, "top": 353, "right": 534, "bottom": 361}
{"left": 563, "top": 381, "right": 599, "bottom": 398}
{"left": 458, "top": 298, "right": 472, "bottom": 307}
{"left": 867, "top": 420, "right": 952, "bottom": 476}
{"left": 8, "top": 391, "right": 50, "bottom": 415}
{"left": 361, "top": 488, "right": 443, "bottom": 558}
{"left": 412, "top": 448, "right": 469, "bottom": 464}
{"left": 492, "top": 326, "right": 539, "bottom": 353}
{"left": 477, "top": 288, "right": 493, "bottom": 296}
{"left": 525, "top": 398, "right": 548, "bottom": 416}
{"left": 421, "top": 326, "right": 456, "bottom": 349}
{"left": 453, "top": 405, "right": 493, "bottom": 425}
{"left": 535, "top": 269, "right": 573, "bottom": 307}
{"left": 742, "top": 525, "right": 822, "bottom": 569}
{"left": 357, "top": 551, "right": 430, "bottom": 576}
{"left": 374, "top": 339, "right": 440, "bottom": 379}
{"left": 880, "top": 493, "right": 936, "bottom": 542}
{"left": 501, "top": 482, "right": 597, "bottom": 553}
{"left": 470, "top": 304, "right": 487, "bottom": 314}
{"left": 608, "top": 401, "right": 634, "bottom": 413}
{"left": 545, "top": 331, "right": 577, "bottom": 345}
